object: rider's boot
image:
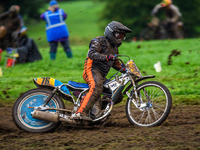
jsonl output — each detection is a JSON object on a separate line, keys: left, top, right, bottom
{"left": 72, "top": 87, "right": 102, "bottom": 121}
{"left": 71, "top": 99, "right": 93, "bottom": 122}
{"left": 72, "top": 112, "right": 93, "bottom": 122}
{"left": 90, "top": 98, "right": 102, "bottom": 118}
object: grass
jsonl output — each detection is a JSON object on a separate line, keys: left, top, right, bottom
{"left": 0, "top": 1, "right": 199, "bottom": 105}
{"left": 120, "top": 39, "right": 200, "bottom": 105}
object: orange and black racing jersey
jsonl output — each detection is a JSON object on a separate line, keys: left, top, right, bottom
{"left": 85, "top": 36, "right": 125, "bottom": 77}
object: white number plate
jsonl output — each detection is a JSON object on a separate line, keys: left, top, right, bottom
{"left": 108, "top": 81, "right": 120, "bottom": 92}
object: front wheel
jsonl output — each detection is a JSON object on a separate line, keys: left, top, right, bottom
{"left": 126, "top": 81, "right": 172, "bottom": 127}
{"left": 12, "top": 88, "right": 65, "bottom": 132}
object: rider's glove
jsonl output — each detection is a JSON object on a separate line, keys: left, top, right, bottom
{"left": 107, "top": 54, "right": 117, "bottom": 61}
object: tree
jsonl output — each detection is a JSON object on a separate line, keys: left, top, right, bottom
{"left": 101, "top": 0, "right": 200, "bottom": 39}
{"left": 175, "top": 0, "right": 200, "bottom": 37}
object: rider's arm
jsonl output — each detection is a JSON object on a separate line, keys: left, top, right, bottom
{"left": 112, "top": 59, "right": 126, "bottom": 73}
{"left": 151, "top": 4, "right": 162, "bottom": 17}
{"left": 167, "top": 5, "right": 182, "bottom": 23}
{"left": 87, "top": 38, "right": 108, "bottom": 61}
{"left": 150, "top": 4, "right": 161, "bottom": 26}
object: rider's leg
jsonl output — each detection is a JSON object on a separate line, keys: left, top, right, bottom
{"left": 91, "top": 97, "right": 102, "bottom": 117}
{"left": 173, "top": 23, "right": 183, "bottom": 39}
{"left": 166, "top": 22, "right": 180, "bottom": 39}
{"left": 75, "top": 69, "right": 104, "bottom": 120}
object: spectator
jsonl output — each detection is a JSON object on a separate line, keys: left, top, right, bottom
{"left": 0, "top": 5, "right": 21, "bottom": 50}
{"left": 5, "top": 27, "right": 42, "bottom": 67}
{"left": 40, "top": 0, "right": 72, "bottom": 60}
{"left": 151, "top": 0, "right": 183, "bottom": 39}
{"left": 16, "top": 28, "right": 42, "bottom": 63}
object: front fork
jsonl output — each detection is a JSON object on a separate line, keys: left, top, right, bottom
{"left": 126, "top": 78, "right": 151, "bottom": 109}
{"left": 126, "top": 79, "right": 140, "bottom": 108}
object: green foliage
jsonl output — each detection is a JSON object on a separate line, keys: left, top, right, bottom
{"left": 174, "top": 0, "right": 200, "bottom": 37}
{"left": 100, "top": 0, "right": 158, "bottom": 39}
{"left": 101, "top": 0, "right": 200, "bottom": 38}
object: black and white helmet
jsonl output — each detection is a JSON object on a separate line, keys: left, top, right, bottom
{"left": 104, "top": 21, "right": 132, "bottom": 46}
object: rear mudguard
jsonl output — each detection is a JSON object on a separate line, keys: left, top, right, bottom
{"left": 123, "top": 75, "right": 155, "bottom": 95}
{"left": 33, "top": 77, "right": 73, "bottom": 102}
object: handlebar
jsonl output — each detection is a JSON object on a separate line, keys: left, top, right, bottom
{"left": 116, "top": 54, "right": 130, "bottom": 61}
{"left": 116, "top": 54, "right": 130, "bottom": 70}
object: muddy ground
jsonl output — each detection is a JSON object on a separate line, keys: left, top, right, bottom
{"left": 0, "top": 103, "right": 200, "bottom": 150}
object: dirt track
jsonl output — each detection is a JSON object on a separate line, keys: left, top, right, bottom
{"left": 0, "top": 103, "right": 200, "bottom": 150}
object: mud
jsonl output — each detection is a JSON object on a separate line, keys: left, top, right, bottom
{"left": 0, "top": 103, "right": 200, "bottom": 150}
{"left": 167, "top": 49, "right": 182, "bottom": 65}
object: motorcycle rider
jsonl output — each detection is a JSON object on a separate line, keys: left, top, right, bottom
{"left": 73, "top": 21, "right": 132, "bottom": 121}
{"left": 151, "top": 0, "right": 183, "bottom": 39}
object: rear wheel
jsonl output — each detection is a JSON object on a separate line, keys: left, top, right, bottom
{"left": 12, "top": 88, "right": 65, "bottom": 132}
{"left": 126, "top": 81, "right": 172, "bottom": 127}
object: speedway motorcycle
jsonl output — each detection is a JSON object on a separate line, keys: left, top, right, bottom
{"left": 12, "top": 55, "right": 172, "bottom": 132}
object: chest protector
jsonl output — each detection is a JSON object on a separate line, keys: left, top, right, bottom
{"left": 45, "top": 9, "right": 69, "bottom": 42}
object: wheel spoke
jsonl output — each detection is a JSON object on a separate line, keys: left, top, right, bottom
{"left": 146, "top": 110, "right": 153, "bottom": 124}
{"left": 137, "top": 112, "right": 145, "bottom": 124}
{"left": 153, "top": 103, "right": 165, "bottom": 112}
{"left": 151, "top": 108, "right": 160, "bottom": 120}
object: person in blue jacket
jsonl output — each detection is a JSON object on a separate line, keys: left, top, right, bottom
{"left": 40, "top": 0, "right": 72, "bottom": 60}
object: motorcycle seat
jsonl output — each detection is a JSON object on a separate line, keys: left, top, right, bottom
{"left": 67, "top": 81, "right": 89, "bottom": 90}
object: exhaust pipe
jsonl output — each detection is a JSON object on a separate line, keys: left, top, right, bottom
{"left": 32, "top": 110, "right": 59, "bottom": 122}
{"left": 31, "top": 110, "right": 75, "bottom": 123}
